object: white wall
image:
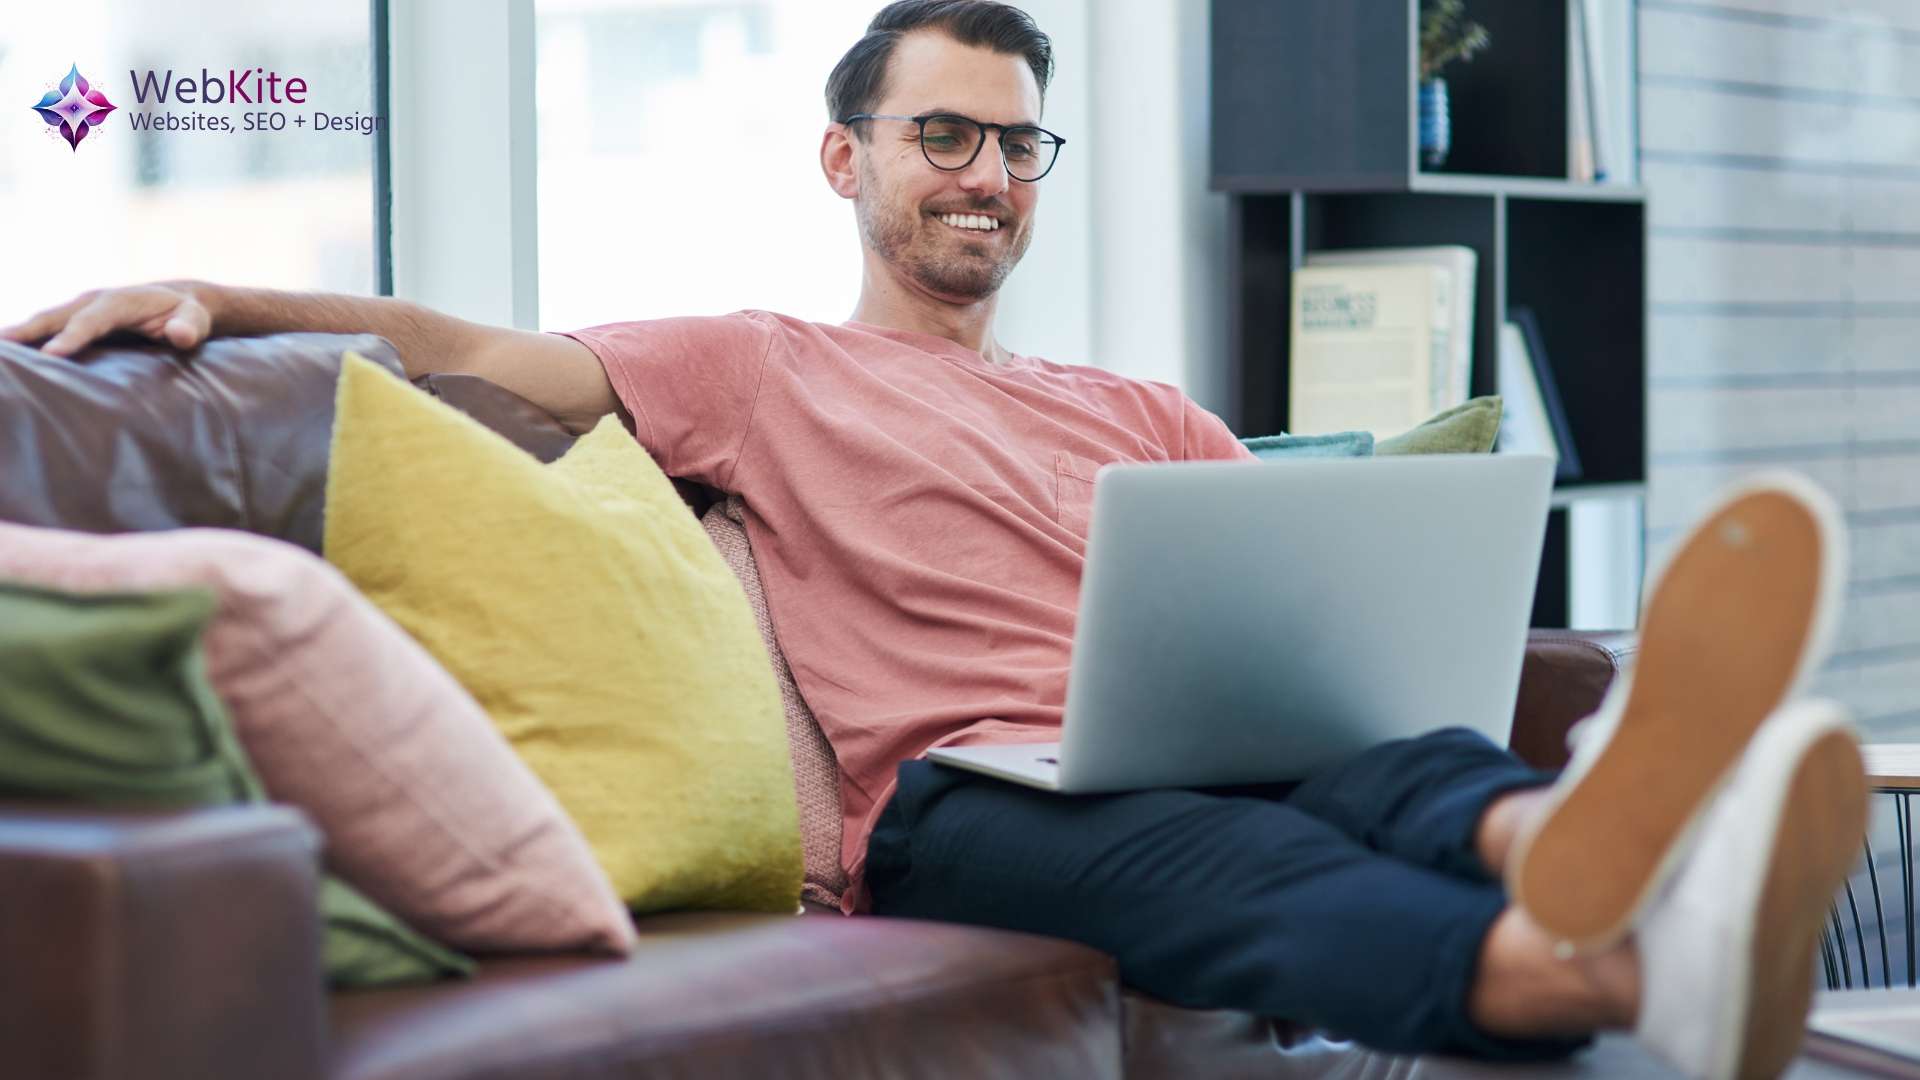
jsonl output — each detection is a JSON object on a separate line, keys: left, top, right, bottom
{"left": 1091, "top": 0, "right": 1229, "bottom": 413}
{"left": 995, "top": 0, "right": 1233, "bottom": 417}
{"left": 989, "top": 0, "right": 1095, "bottom": 369}
{"left": 388, "top": 0, "right": 540, "bottom": 328}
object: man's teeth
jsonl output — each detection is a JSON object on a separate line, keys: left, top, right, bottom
{"left": 937, "top": 212, "right": 1000, "bottom": 231}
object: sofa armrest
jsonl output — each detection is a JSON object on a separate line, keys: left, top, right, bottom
{"left": 1508, "top": 630, "right": 1638, "bottom": 771}
{"left": 0, "top": 802, "right": 327, "bottom": 1080}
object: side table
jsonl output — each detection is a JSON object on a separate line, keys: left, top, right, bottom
{"left": 1362, "top": 989, "right": 1918, "bottom": 1077}
{"left": 1824, "top": 745, "right": 1920, "bottom": 991}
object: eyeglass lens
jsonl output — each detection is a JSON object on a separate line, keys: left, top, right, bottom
{"left": 920, "top": 115, "right": 1060, "bottom": 181}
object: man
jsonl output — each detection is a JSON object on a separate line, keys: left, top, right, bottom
{"left": 0, "top": 3, "right": 1868, "bottom": 1075}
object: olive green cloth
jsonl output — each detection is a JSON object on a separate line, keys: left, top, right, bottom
{"left": 1374, "top": 395, "right": 1504, "bottom": 455}
{"left": 0, "top": 581, "right": 473, "bottom": 989}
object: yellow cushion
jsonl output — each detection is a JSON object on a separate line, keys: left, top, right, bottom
{"left": 323, "top": 354, "right": 801, "bottom": 914}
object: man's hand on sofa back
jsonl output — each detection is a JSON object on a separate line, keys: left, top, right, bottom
{"left": 1, "top": 281, "right": 623, "bottom": 435}
{"left": 3, "top": 282, "right": 213, "bottom": 357}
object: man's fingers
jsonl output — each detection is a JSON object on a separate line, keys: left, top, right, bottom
{"left": 0, "top": 297, "right": 89, "bottom": 345}
{"left": 4, "top": 284, "right": 213, "bottom": 355}
{"left": 7, "top": 286, "right": 205, "bottom": 358}
{"left": 39, "top": 298, "right": 121, "bottom": 358}
{"left": 36, "top": 289, "right": 191, "bottom": 358}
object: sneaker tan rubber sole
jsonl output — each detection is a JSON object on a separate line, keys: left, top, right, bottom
{"left": 1507, "top": 485, "right": 1836, "bottom": 952}
{"left": 1735, "top": 728, "right": 1868, "bottom": 1080}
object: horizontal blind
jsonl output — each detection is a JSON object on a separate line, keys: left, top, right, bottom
{"left": 1640, "top": 0, "right": 1920, "bottom": 738}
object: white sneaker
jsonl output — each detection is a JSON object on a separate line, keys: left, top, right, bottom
{"left": 1506, "top": 471, "right": 1848, "bottom": 953}
{"left": 1635, "top": 698, "right": 1869, "bottom": 1080}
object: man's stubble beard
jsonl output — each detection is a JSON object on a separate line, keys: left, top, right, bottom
{"left": 856, "top": 155, "right": 1032, "bottom": 302}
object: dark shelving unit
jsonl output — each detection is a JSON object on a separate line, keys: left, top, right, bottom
{"left": 1211, "top": 0, "right": 1647, "bottom": 628}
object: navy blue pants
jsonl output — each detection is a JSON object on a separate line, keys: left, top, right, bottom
{"left": 865, "top": 727, "right": 1591, "bottom": 1061}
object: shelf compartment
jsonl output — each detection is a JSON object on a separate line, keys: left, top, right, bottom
{"left": 1505, "top": 196, "right": 1646, "bottom": 488}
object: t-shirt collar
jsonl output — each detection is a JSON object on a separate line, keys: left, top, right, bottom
{"left": 842, "top": 320, "right": 1028, "bottom": 371}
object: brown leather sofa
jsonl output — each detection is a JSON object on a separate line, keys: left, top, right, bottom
{"left": 0, "top": 333, "right": 1636, "bottom": 1079}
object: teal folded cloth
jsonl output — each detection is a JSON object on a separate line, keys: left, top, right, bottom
{"left": 1239, "top": 430, "right": 1374, "bottom": 459}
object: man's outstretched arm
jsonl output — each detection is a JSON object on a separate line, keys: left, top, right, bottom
{"left": 0, "top": 281, "right": 621, "bottom": 435}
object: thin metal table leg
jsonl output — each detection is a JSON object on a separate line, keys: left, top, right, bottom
{"left": 1845, "top": 879, "right": 1872, "bottom": 988}
{"left": 1866, "top": 834, "right": 1891, "bottom": 990}
{"left": 1831, "top": 904, "right": 1855, "bottom": 988}
{"left": 1901, "top": 793, "right": 1915, "bottom": 988}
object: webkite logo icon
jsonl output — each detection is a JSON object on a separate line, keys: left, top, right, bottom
{"left": 32, "top": 64, "right": 116, "bottom": 151}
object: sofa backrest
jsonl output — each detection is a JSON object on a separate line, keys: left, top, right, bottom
{"left": 0, "top": 333, "right": 406, "bottom": 550}
{"left": 0, "top": 334, "right": 719, "bottom": 548}
{"left": 413, "top": 370, "right": 719, "bottom": 516}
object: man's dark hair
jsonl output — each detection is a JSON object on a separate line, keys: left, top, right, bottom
{"left": 825, "top": 1, "right": 1053, "bottom": 130}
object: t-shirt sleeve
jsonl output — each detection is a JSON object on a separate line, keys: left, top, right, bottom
{"left": 1181, "top": 395, "right": 1258, "bottom": 462}
{"left": 556, "top": 312, "right": 775, "bottom": 488}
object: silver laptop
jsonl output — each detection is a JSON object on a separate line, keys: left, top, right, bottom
{"left": 926, "top": 454, "right": 1555, "bottom": 792}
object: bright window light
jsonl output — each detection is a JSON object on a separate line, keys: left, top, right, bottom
{"left": 535, "top": 1, "right": 876, "bottom": 330}
{"left": 0, "top": 1, "right": 375, "bottom": 316}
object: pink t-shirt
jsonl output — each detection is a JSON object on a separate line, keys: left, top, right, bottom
{"left": 562, "top": 312, "right": 1257, "bottom": 913}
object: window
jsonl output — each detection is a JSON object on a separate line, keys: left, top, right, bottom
{"left": 0, "top": 1, "right": 378, "bottom": 316}
{"left": 535, "top": 1, "right": 875, "bottom": 330}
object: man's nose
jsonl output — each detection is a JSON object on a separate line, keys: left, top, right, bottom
{"left": 956, "top": 137, "right": 1011, "bottom": 198}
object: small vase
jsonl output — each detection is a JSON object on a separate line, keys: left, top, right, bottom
{"left": 1419, "top": 77, "right": 1451, "bottom": 170}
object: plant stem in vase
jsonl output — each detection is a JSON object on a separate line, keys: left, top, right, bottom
{"left": 1418, "top": 0, "right": 1489, "bottom": 173}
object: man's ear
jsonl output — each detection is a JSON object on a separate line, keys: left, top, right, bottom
{"left": 820, "top": 124, "right": 860, "bottom": 200}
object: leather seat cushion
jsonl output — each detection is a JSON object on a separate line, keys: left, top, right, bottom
{"left": 328, "top": 910, "right": 1120, "bottom": 1080}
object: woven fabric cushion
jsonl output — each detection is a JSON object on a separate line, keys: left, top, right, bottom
{"left": 701, "top": 495, "right": 848, "bottom": 908}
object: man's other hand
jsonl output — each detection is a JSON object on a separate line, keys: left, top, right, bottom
{"left": 0, "top": 283, "right": 213, "bottom": 357}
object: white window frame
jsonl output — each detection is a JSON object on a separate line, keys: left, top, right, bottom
{"left": 386, "top": 0, "right": 540, "bottom": 329}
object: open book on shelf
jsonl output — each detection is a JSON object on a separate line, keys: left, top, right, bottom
{"left": 1306, "top": 245, "right": 1475, "bottom": 411}
{"left": 1288, "top": 247, "right": 1474, "bottom": 439}
{"left": 1287, "top": 263, "right": 1445, "bottom": 439}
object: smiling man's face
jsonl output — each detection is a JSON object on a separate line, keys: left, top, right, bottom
{"left": 850, "top": 30, "right": 1043, "bottom": 303}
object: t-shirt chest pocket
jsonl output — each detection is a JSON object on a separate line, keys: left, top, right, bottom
{"left": 1052, "top": 450, "right": 1105, "bottom": 537}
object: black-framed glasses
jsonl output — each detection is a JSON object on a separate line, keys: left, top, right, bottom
{"left": 842, "top": 112, "right": 1065, "bottom": 182}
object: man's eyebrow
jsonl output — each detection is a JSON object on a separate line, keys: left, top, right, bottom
{"left": 918, "top": 106, "right": 1042, "bottom": 126}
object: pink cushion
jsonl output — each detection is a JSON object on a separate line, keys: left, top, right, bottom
{"left": 701, "top": 496, "right": 849, "bottom": 907}
{"left": 0, "top": 522, "right": 635, "bottom": 955}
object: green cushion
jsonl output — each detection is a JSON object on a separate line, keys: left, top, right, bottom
{"left": 0, "top": 581, "right": 473, "bottom": 989}
{"left": 319, "top": 877, "right": 472, "bottom": 988}
{"left": 1374, "top": 396, "right": 1504, "bottom": 455}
